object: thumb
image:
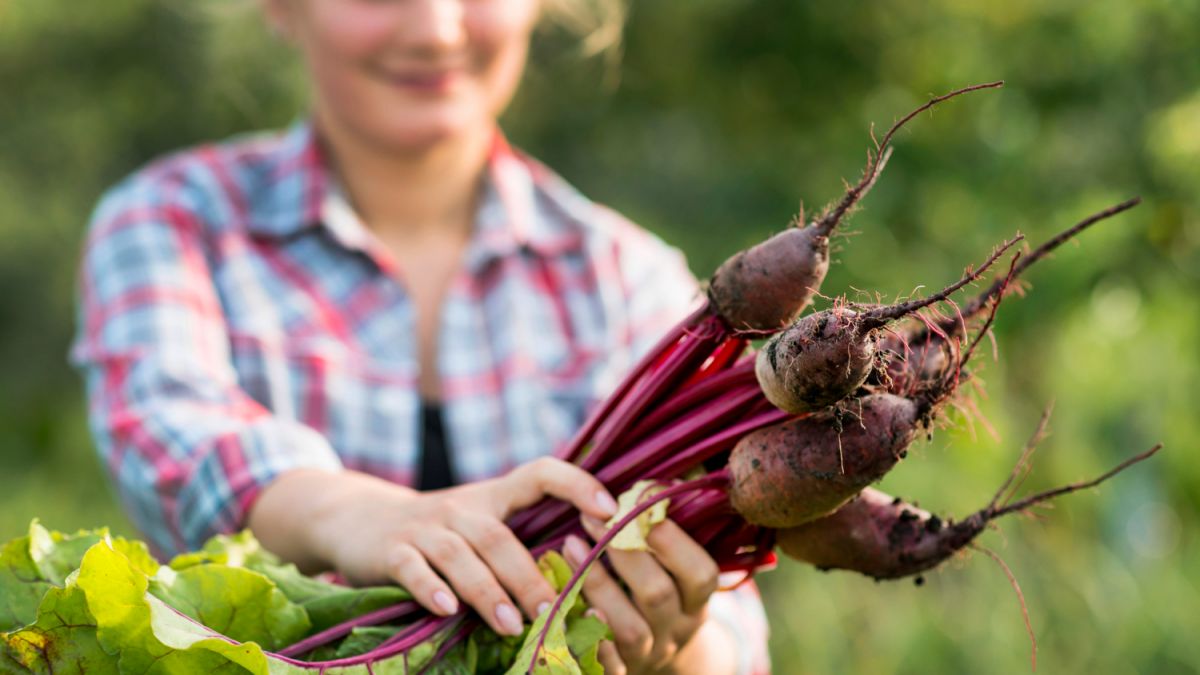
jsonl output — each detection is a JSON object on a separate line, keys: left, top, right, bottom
{"left": 489, "top": 458, "right": 619, "bottom": 522}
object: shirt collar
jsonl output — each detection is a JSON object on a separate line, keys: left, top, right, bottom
{"left": 247, "top": 120, "right": 585, "bottom": 260}
{"left": 246, "top": 119, "right": 328, "bottom": 239}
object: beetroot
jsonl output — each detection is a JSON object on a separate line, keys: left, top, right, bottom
{"left": 756, "top": 237, "right": 1020, "bottom": 414}
{"left": 776, "top": 487, "right": 971, "bottom": 579}
{"left": 708, "top": 225, "right": 835, "bottom": 333}
{"left": 709, "top": 82, "right": 1004, "bottom": 334}
{"left": 727, "top": 393, "right": 920, "bottom": 528}
{"left": 778, "top": 443, "right": 1162, "bottom": 579}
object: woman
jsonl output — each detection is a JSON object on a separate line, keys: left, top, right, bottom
{"left": 72, "top": 1, "right": 768, "bottom": 672}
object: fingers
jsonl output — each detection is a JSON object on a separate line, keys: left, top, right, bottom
{"left": 384, "top": 542, "right": 459, "bottom": 616}
{"left": 580, "top": 518, "right": 683, "bottom": 666}
{"left": 411, "top": 530, "right": 525, "bottom": 636}
{"left": 564, "top": 535, "right": 655, "bottom": 665}
{"left": 494, "top": 457, "right": 619, "bottom": 521}
{"left": 584, "top": 514, "right": 719, "bottom": 616}
{"left": 589, "top": 607, "right": 628, "bottom": 675}
{"left": 453, "top": 511, "right": 557, "bottom": 620}
{"left": 597, "top": 638, "right": 627, "bottom": 674}
{"left": 642, "top": 519, "right": 721, "bottom": 615}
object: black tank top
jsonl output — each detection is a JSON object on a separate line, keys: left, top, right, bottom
{"left": 418, "top": 402, "right": 457, "bottom": 490}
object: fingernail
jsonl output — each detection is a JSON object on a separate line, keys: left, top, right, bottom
{"left": 595, "top": 490, "right": 619, "bottom": 517}
{"left": 536, "top": 601, "right": 551, "bottom": 616}
{"left": 433, "top": 590, "right": 457, "bottom": 615}
{"left": 496, "top": 602, "right": 523, "bottom": 635}
{"left": 564, "top": 535, "right": 590, "bottom": 566}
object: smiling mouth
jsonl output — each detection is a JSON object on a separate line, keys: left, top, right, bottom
{"left": 385, "top": 69, "right": 465, "bottom": 95}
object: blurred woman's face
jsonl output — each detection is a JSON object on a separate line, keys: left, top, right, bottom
{"left": 268, "top": 0, "right": 540, "bottom": 152}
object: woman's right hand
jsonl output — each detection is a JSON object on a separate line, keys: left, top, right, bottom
{"left": 248, "top": 458, "right": 618, "bottom": 636}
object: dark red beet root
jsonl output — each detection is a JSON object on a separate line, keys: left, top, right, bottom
{"left": 877, "top": 337, "right": 953, "bottom": 396}
{"left": 728, "top": 394, "right": 920, "bottom": 528}
{"left": 755, "top": 307, "right": 879, "bottom": 414}
{"left": 708, "top": 226, "right": 832, "bottom": 333}
{"left": 777, "top": 488, "right": 982, "bottom": 579}
{"left": 709, "top": 83, "right": 1006, "bottom": 335}
{"left": 778, "top": 442, "right": 1162, "bottom": 580}
{"left": 756, "top": 236, "right": 1020, "bottom": 415}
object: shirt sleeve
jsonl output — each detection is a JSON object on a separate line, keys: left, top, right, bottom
{"left": 70, "top": 176, "right": 344, "bottom": 558}
{"left": 605, "top": 209, "right": 773, "bottom": 674}
{"left": 601, "top": 205, "right": 705, "bottom": 360}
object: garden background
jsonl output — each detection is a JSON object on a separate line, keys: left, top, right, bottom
{"left": 1, "top": 1, "right": 1197, "bottom": 673}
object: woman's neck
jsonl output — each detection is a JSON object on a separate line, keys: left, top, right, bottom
{"left": 315, "top": 114, "right": 494, "bottom": 241}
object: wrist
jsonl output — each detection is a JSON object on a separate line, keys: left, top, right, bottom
{"left": 305, "top": 470, "right": 418, "bottom": 567}
{"left": 249, "top": 468, "right": 411, "bottom": 572}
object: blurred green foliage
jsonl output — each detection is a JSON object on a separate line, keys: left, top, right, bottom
{"left": 1, "top": 0, "right": 1197, "bottom": 673}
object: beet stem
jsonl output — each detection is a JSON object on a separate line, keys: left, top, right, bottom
{"left": 556, "top": 304, "right": 709, "bottom": 464}
{"left": 519, "top": 386, "right": 768, "bottom": 542}
{"left": 625, "top": 361, "right": 757, "bottom": 444}
{"left": 275, "top": 600, "right": 421, "bottom": 658}
{"left": 582, "top": 317, "right": 727, "bottom": 471}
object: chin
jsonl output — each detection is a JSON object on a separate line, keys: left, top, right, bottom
{"left": 373, "top": 104, "right": 489, "bottom": 154}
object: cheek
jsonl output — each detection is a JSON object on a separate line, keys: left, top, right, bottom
{"left": 466, "top": 3, "right": 538, "bottom": 113}
{"left": 299, "top": 2, "right": 398, "bottom": 100}
{"left": 306, "top": 2, "right": 399, "bottom": 55}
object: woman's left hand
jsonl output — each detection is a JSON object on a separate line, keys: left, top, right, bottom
{"left": 563, "top": 516, "right": 732, "bottom": 675}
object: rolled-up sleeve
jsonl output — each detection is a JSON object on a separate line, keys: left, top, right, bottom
{"left": 70, "top": 176, "right": 343, "bottom": 558}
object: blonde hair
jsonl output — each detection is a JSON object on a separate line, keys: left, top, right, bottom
{"left": 539, "top": 0, "right": 627, "bottom": 62}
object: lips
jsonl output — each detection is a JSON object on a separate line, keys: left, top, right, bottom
{"left": 385, "top": 67, "right": 465, "bottom": 95}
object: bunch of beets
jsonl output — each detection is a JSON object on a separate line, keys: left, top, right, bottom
{"left": 280, "top": 81, "right": 1158, "bottom": 672}
{"left": 0, "top": 82, "right": 1158, "bottom": 674}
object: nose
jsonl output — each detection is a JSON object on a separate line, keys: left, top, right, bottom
{"left": 402, "top": 0, "right": 466, "bottom": 54}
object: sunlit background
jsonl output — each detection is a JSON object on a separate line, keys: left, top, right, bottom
{"left": 1, "top": 1, "right": 1197, "bottom": 673}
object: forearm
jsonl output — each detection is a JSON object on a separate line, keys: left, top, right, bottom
{"left": 247, "top": 467, "right": 415, "bottom": 573}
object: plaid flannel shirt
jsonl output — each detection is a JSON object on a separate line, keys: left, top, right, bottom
{"left": 71, "top": 121, "right": 769, "bottom": 672}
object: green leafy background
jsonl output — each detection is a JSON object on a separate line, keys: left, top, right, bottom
{"left": 1, "top": 1, "right": 1196, "bottom": 673}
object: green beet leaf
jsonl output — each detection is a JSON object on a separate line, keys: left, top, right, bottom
{"left": 0, "top": 584, "right": 115, "bottom": 674}
{"left": 147, "top": 562, "right": 311, "bottom": 650}
{"left": 26, "top": 522, "right": 106, "bottom": 586}
{"left": 474, "top": 625, "right": 527, "bottom": 673}
{"left": 424, "top": 637, "right": 478, "bottom": 675}
{"left": 174, "top": 530, "right": 410, "bottom": 633}
{"left": 77, "top": 540, "right": 276, "bottom": 674}
{"left": 605, "top": 482, "right": 669, "bottom": 552}
{"left": 2, "top": 539, "right": 274, "bottom": 674}
{"left": 505, "top": 553, "right": 610, "bottom": 675}
{"left": 565, "top": 615, "right": 608, "bottom": 675}
{"left": 1, "top": 521, "right": 159, "bottom": 633}
{"left": 168, "top": 529, "right": 279, "bottom": 571}
{"left": 251, "top": 561, "right": 409, "bottom": 633}
{"left": 0, "top": 535, "right": 50, "bottom": 633}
